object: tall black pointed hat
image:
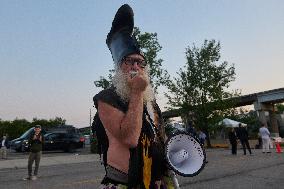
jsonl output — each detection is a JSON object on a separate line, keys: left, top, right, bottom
{"left": 106, "top": 4, "right": 143, "bottom": 67}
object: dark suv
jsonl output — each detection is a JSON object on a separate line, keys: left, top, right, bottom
{"left": 44, "top": 132, "right": 84, "bottom": 152}
{"left": 10, "top": 127, "right": 84, "bottom": 152}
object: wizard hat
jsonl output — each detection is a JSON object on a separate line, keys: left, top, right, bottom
{"left": 106, "top": 4, "right": 143, "bottom": 66}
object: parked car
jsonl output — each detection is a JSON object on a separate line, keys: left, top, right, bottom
{"left": 44, "top": 132, "right": 84, "bottom": 152}
{"left": 10, "top": 127, "right": 84, "bottom": 152}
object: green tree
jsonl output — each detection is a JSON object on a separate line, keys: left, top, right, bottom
{"left": 32, "top": 117, "right": 66, "bottom": 128}
{"left": 94, "top": 27, "right": 169, "bottom": 92}
{"left": 276, "top": 103, "right": 284, "bottom": 114}
{"left": 0, "top": 118, "right": 30, "bottom": 139}
{"left": 94, "top": 73, "right": 114, "bottom": 90}
{"left": 164, "top": 40, "right": 239, "bottom": 147}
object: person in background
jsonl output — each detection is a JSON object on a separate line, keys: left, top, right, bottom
{"left": 259, "top": 123, "right": 271, "bottom": 153}
{"left": 228, "top": 128, "right": 238, "bottom": 155}
{"left": 0, "top": 134, "right": 9, "bottom": 159}
{"left": 186, "top": 122, "right": 198, "bottom": 137}
{"left": 236, "top": 123, "right": 252, "bottom": 155}
{"left": 256, "top": 132, "right": 262, "bottom": 149}
{"left": 198, "top": 130, "right": 206, "bottom": 146}
{"left": 27, "top": 125, "right": 44, "bottom": 180}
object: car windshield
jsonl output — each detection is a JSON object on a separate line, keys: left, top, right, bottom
{"left": 19, "top": 127, "right": 34, "bottom": 139}
{"left": 44, "top": 133, "right": 52, "bottom": 137}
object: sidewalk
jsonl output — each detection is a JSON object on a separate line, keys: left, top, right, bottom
{"left": 0, "top": 153, "right": 100, "bottom": 170}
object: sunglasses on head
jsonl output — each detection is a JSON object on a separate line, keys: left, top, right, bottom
{"left": 122, "top": 57, "right": 147, "bottom": 68}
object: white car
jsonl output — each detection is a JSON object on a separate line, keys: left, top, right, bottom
{"left": 84, "top": 135, "right": 91, "bottom": 145}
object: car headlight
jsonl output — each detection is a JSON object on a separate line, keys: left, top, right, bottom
{"left": 23, "top": 140, "right": 29, "bottom": 144}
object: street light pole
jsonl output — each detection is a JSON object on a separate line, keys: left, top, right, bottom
{"left": 89, "top": 108, "right": 92, "bottom": 135}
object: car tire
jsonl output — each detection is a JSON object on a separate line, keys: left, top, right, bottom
{"left": 15, "top": 148, "right": 22, "bottom": 152}
{"left": 21, "top": 144, "right": 27, "bottom": 152}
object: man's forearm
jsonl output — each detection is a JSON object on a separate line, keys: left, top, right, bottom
{"left": 120, "top": 92, "right": 144, "bottom": 147}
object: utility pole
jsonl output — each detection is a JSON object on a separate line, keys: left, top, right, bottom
{"left": 89, "top": 108, "right": 92, "bottom": 135}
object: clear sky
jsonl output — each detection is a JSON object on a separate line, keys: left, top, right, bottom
{"left": 1, "top": 0, "right": 284, "bottom": 127}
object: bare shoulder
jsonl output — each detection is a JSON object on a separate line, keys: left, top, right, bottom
{"left": 98, "top": 100, "right": 125, "bottom": 136}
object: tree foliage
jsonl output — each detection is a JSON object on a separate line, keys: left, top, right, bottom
{"left": 276, "top": 103, "right": 284, "bottom": 114}
{"left": 94, "top": 27, "right": 169, "bottom": 92}
{"left": 94, "top": 72, "right": 114, "bottom": 90}
{"left": 164, "top": 40, "right": 239, "bottom": 146}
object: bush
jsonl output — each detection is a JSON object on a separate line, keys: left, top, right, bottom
{"left": 90, "top": 135, "right": 98, "bottom": 153}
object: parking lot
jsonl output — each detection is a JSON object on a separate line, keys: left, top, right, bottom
{"left": 2, "top": 144, "right": 91, "bottom": 160}
{"left": 1, "top": 147, "right": 284, "bottom": 189}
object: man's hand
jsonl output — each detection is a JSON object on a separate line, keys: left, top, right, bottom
{"left": 33, "top": 135, "right": 37, "bottom": 140}
{"left": 33, "top": 134, "right": 41, "bottom": 141}
{"left": 127, "top": 71, "right": 148, "bottom": 93}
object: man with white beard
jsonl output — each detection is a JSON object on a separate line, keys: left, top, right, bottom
{"left": 93, "top": 4, "right": 174, "bottom": 189}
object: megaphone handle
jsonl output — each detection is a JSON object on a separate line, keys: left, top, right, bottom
{"left": 169, "top": 170, "right": 180, "bottom": 189}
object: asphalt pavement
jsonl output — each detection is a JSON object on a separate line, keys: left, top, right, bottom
{"left": 0, "top": 147, "right": 283, "bottom": 189}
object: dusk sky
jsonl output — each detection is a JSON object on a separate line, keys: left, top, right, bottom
{"left": 1, "top": 0, "right": 284, "bottom": 127}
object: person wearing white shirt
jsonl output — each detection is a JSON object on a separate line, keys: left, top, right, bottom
{"left": 259, "top": 123, "right": 271, "bottom": 153}
{"left": 0, "top": 135, "right": 9, "bottom": 159}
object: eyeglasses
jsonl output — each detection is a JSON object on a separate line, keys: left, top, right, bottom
{"left": 122, "top": 57, "right": 147, "bottom": 68}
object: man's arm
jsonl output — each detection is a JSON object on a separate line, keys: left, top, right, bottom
{"left": 235, "top": 129, "right": 240, "bottom": 139}
{"left": 266, "top": 128, "right": 270, "bottom": 136}
{"left": 245, "top": 128, "right": 249, "bottom": 138}
{"left": 98, "top": 91, "right": 144, "bottom": 148}
{"left": 28, "top": 134, "right": 33, "bottom": 145}
{"left": 98, "top": 71, "right": 147, "bottom": 148}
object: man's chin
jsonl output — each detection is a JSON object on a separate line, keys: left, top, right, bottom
{"left": 112, "top": 69, "right": 154, "bottom": 103}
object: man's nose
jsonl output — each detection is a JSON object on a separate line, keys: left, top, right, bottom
{"left": 131, "top": 62, "right": 140, "bottom": 69}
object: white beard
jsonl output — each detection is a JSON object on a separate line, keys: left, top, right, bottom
{"left": 112, "top": 68, "right": 155, "bottom": 104}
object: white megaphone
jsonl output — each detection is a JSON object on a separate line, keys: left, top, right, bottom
{"left": 165, "top": 131, "right": 206, "bottom": 177}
